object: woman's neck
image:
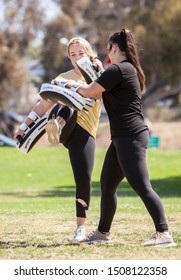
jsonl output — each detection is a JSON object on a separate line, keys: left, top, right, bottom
{"left": 73, "top": 68, "right": 82, "bottom": 77}
{"left": 117, "top": 53, "right": 127, "bottom": 63}
{"left": 111, "top": 51, "right": 127, "bottom": 64}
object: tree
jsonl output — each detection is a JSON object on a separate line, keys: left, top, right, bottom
{"left": 1, "top": 0, "right": 181, "bottom": 130}
{"left": 1, "top": 0, "right": 45, "bottom": 56}
{"left": 44, "top": 0, "right": 138, "bottom": 68}
{"left": 0, "top": 0, "right": 45, "bottom": 136}
{"left": 38, "top": 0, "right": 181, "bottom": 118}
{"left": 125, "top": 0, "right": 181, "bottom": 111}
{"left": 40, "top": 14, "right": 73, "bottom": 81}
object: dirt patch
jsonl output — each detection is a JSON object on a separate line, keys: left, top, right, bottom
{"left": 37, "top": 121, "right": 181, "bottom": 150}
{"left": 96, "top": 122, "right": 181, "bottom": 150}
{"left": 148, "top": 122, "right": 181, "bottom": 150}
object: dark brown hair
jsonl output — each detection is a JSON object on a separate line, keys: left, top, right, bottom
{"left": 108, "top": 29, "right": 145, "bottom": 92}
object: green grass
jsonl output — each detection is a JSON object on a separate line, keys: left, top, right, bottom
{"left": 0, "top": 147, "right": 180, "bottom": 260}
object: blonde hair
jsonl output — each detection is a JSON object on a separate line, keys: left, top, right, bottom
{"left": 67, "top": 37, "right": 97, "bottom": 61}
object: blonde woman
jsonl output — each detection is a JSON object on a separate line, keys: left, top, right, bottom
{"left": 15, "top": 37, "right": 103, "bottom": 242}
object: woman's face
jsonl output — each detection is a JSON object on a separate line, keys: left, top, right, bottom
{"left": 68, "top": 43, "right": 88, "bottom": 69}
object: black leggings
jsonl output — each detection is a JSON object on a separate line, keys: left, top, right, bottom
{"left": 67, "top": 124, "right": 95, "bottom": 218}
{"left": 98, "top": 130, "right": 168, "bottom": 233}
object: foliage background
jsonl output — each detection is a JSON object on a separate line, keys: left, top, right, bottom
{"left": 0, "top": 0, "right": 181, "bottom": 117}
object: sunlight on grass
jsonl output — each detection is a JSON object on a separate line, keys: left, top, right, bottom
{"left": 0, "top": 147, "right": 180, "bottom": 259}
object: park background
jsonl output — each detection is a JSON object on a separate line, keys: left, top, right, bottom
{"left": 0, "top": 0, "right": 180, "bottom": 260}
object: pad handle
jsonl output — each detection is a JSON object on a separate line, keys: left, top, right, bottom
{"left": 16, "top": 135, "right": 23, "bottom": 143}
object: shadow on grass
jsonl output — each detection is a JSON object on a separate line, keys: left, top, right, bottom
{"left": 0, "top": 241, "right": 80, "bottom": 250}
{"left": 1, "top": 176, "right": 181, "bottom": 198}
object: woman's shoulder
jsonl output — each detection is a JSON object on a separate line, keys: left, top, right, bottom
{"left": 117, "top": 61, "right": 136, "bottom": 75}
{"left": 58, "top": 69, "right": 74, "bottom": 79}
{"left": 103, "top": 64, "right": 120, "bottom": 75}
{"left": 58, "top": 69, "right": 84, "bottom": 83}
{"left": 118, "top": 61, "right": 134, "bottom": 70}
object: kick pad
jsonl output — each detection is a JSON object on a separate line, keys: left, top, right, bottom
{"left": 16, "top": 114, "right": 48, "bottom": 153}
{"left": 39, "top": 83, "right": 86, "bottom": 111}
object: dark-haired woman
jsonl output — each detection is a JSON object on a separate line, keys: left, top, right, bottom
{"left": 69, "top": 29, "right": 176, "bottom": 246}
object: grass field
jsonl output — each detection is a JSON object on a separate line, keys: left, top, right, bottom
{"left": 0, "top": 147, "right": 180, "bottom": 260}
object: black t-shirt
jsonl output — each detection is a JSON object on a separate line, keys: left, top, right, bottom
{"left": 96, "top": 60, "right": 148, "bottom": 138}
